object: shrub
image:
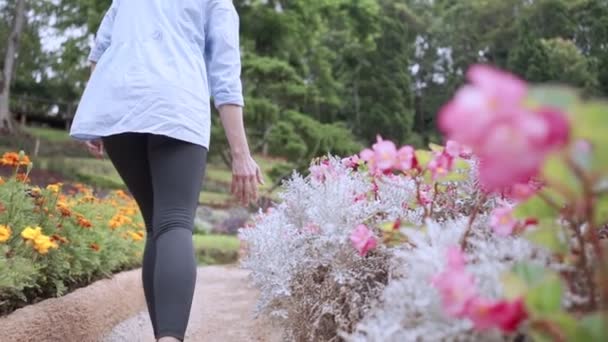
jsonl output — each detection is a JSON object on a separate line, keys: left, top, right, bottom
{"left": 241, "top": 65, "right": 608, "bottom": 341}
{"left": 0, "top": 152, "right": 144, "bottom": 315}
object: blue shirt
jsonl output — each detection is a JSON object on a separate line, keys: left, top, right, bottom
{"left": 70, "top": 0, "right": 244, "bottom": 149}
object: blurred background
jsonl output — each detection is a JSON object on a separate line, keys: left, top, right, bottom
{"left": 0, "top": 0, "right": 607, "bottom": 263}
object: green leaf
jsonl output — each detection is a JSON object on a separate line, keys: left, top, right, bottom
{"left": 511, "top": 262, "right": 547, "bottom": 285}
{"left": 572, "top": 101, "right": 608, "bottom": 173}
{"left": 524, "top": 273, "right": 563, "bottom": 317}
{"left": 415, "top": 150, "right": 432, "bottom": 167}
{"left": 527, "top": 85, "right": 580, "bottom": 113}
{"left": 524, "top": 221, "right": 568, "bottom": 254}
{"left": 594, "top": 193, "right": 608, "bottom": 227}
{"left": 541, "top": 154, "right": 581, "bottom": 197}
{"left": 576, "top": 313, "right": 608, "bottom": 341}
{"left": 501, "top": 272, "right": 528, "bottom": 300}
{"left": 514, "top": 194, "right": 560, "bottom": 220}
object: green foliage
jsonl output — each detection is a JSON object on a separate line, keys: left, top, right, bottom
{"left": 0, "top": 159, "right": 144, "bottom": 315}
{"left": 193, "top": 234, "right": 240, "bottom": 265}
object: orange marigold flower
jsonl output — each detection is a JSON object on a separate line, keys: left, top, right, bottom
{"left": 76, "top": 214, "right": 93, "bottom": 229}
{"left": 29, "top": 186, "right": 42, "bottom": 198}
{"left": 16, "top": 173, "right": 30, "bottom": 183}
{"left": 0, "top": 152, "right": 20, "bottom": 167}
{"left": 19, "top": 155, "right": 31, "bottom": 167}
{"left": 0, "top": 224, "right": 12, "bottom": 243}
{"left": 79, "top": 195, "right": 96, "bottom": 204}
{"left": 57, "top": 201, "right": 72, "bottom": 217}
{"left": 90, "top": 243, "right": 101, "bottom": 252}
{"left": 51, "top": 234, "right": 69, "bottom": 244}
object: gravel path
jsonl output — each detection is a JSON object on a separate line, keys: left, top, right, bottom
{"left": 103, "top": 265, "right": 282, "bottom": 342}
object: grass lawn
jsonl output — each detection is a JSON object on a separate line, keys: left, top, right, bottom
{"left": 22, "top": 126, "right": 70, "bottom": 142}
{"left": 192, "top": 234, "right": 240, "bottom": 265}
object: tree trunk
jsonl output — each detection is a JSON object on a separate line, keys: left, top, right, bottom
{"left": 0, "top": 0, "right": 28, "bottom": 133}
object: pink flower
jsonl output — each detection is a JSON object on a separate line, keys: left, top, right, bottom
{"left": 468, "top": 297, "right": 528, "bottom": 333}
{"left": 438, "top": 65, "right": 528, "bottom": 148}
{"left": 341, "top": 155, "right": 361, "bottom": 170}
{"left": 360, "top": 136, "right": 398, "bottom": 174}
{"left": 445, "top": 140, "right": 462, "bottom": 158}
{"left": 476, "top": 111, "right": 550, "bottom": 190}
{"left": 536, "top": 107, "right": 570, "bottom": 148}
{"left": 353, "top": 193, "right": 367, "bottom": 203}
{"left": 394, "top": 145, "right": 417, "bottom": 171}
{"left": 418, "top": 184, "right": 433, "bottom": 205}
{"left": 428, "top": 151, "right": 453, "bottom": 180}
{"left": 350, "top": 224, "right": 377, "bottom": 256}
{"left": 503, "top": 181, "right": 539, "bottom": 201}
{"left": 432, "top": 247, "right": 478, "bottom": 317}
{"left": 438, "top": 64, "right": 571, "bottom": 191}
{"left": 490, "top": 205, "right": 518, "bottom": 236}
{"left": 309, "top": 160, "right": 338, "bottom": 182}
{"left": 309, "top": 165, "right": 326, "bottom": 182}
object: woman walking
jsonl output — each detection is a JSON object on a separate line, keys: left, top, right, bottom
{"left": 69, "top": 1, "right": 262, "bottom": 341}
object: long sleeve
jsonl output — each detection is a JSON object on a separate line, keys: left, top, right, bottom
{"left": 204, "top": 0, "right": 244, "bottom": 108}
{"left": 88, "top": 1, "right": 119, "bottom": 63}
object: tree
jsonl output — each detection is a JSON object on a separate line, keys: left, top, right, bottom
{"left": 0, "top": 0, "right": 27, "bottom": 132}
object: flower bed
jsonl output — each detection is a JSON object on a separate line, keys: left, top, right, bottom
{"left": 240, "top": 65, "right": 608, "bottom": 341}
{"left": 0, "top": 152, "right": 144, "bottom": 315}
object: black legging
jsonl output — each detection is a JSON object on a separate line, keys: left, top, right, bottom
{"left": 103, "top": 133, "right": 207, "bottom": 341}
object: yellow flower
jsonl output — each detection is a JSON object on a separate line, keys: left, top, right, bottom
{"left": 0, "top": 225, "right": 12, "bottom": 243}
{"left": 33, "top": 234, "right": 58, "bottom": 254}
{"left": 128, "top": 231, "right": 144, "bottom": 241}
{"left": 109, "top": 213, "right": 132, "bottom": 229}
{"left": 46, "top": 183, "right": 63, "bottom": 194}
{"left": 21, "top": 226, "right": 43, "bottom": 241}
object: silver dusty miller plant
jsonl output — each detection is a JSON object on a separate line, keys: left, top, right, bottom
{"left": 239, "top": 154, "right": 565, "bottom": 341}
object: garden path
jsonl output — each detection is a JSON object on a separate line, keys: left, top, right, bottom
{"left": 103, "top": 265, "right": 282, "bottom": 342}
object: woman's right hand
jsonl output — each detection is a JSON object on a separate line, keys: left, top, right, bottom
{"left": 231, "top": 153, "right": 264, "bottom": 206}
{"left": 85, "top": 139, "right": 104, "bottom": 158}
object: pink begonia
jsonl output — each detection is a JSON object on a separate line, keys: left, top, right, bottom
{"left": 467, "top": 297, "right": 528, "bottom": 333}
{"left": 438, "top": 64, "right": 570, "bottom": 191}
{"left": 418, "top": 184, "right": 433, "bottom": 205}
{"left": 432, "top": 247, "right": 478, "bottom": 317}
{"left": 309, "top": 165, "right": 326, "bottom": 182}
{"left": 490, "top": 205, "right": 518, "bottom": 236}
{"left": 309, "top": 160, "right": 338, "bottom": 182}
{"left": 353, "top": 193, "right": 367, "bottom": 203}
{"left": 428, "top": 151, "right": 453, "bottom": 180}
{"left": 341, "top": 155, "right": 361, "bottom": 170}
{"left": 350, "top": 224, "right": 377, "bottom": 257}
{"left": 395, "top": 145, "right": 417, "bottom": 171}
{"left": 433, "top": 246, "right": 529, "bottom": 333}
{"left": 361, "top": 136, "right": 398, "bottom": 173}
{"left": 503, "top": 181, "right": 539, "bottom": 201}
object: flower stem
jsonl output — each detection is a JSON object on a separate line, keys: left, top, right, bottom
{"left": 460, "top": 192, "right": 486, "bottom": 250}
{"left": 569, "top": 221, "right": 596, "bottom": 310}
